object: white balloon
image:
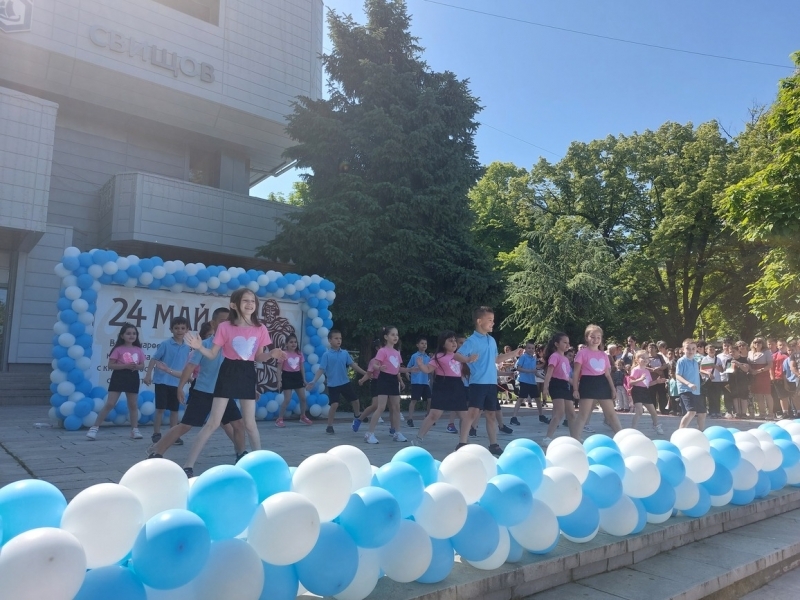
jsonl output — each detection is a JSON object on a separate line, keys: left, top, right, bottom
{"left": 68, "top": 392, "right": 85, "bottom": 403}
{"left": 62, "top": 275, "right": 78, "bottom": 288}
{"left": 777, "top": 421, "right": 800, "bottom": 436}
{"left": 126, "top": 255, "right": 140, "bottom": 265}
{"left": 306, "top": 309, "right": 319, "bottom": 320}
{"left": 320, "top": 405, "right": 330, "bottom": 418}
{"left": 310, "top": 363, "right": 320, "bottom": 373}
{"left": 192, "top": 539, "right": 264, "bottom": 600}
{"left": 116, "top": 257, "right": 130, "bottom": 271}
{"left": 508, "top": 498, "right": 559, "bottom": 552}
{"left": 78, "top": 312, "right": 94, "bottom": 326}
{"left": 747, "top": 429, "right": 774, "bottom": 444}
{"left": 622, "top": 456, "right": 661, "bottom": 498}
{"left": 82, "top": 412, "right": 98, "bottom": 427}
{"left": 760, "top": 441, "right": 784, "bottom": 472}
{"left": 671, "top": 428, "right": 711, "bottom": 452}
{"left": 76, "top": 356, "right": 92, "bottom": 372}
{"left": 64, "top": 246, "right": 81, "bottom": 257}
{"left": 255, "top": 406, "right": 268, "bottom": 420}
{"left": 284, "top": 284, "right": 296, "bottom": 295}
{"left": 613, "top": 428, "right": 646, "bottom": 444}
{"left": 327, "top": 291, "right": 336, "bottom": 302}
{"left": 247, "top": 281, "right": 259, "bottom": 292}
{"left": 50, "top": 369, "right": 67, "bottom": 383}
{"left": 67, "top": 345, "right": 85, "bottom": 359}
{"left": 0, "top": 527, "right": 86, "bottom": 600}
{"left": 60, "top": 483, "right": 144, "bottom": 568}
{"left": 265, "top": 400, "right": 279, "bottom": 413}
{"left": 618, "top": 434, "right": 659, "bottom": 463}
{"left": 54, "top": 263, "right": 70, "bottom": 278}
{"left": 731, "top": 459, "right": 758, "bottom": 490}
{"left": 256, "top": 274, "right": 269, "bottom": 286}
{"left": 646, "top": 510, "right": 673, "bottom": 524}
{"left": 327, "top": 445, "right": 373, "bottom": 491}
{"left": 438, "top": 451, "right": 488, "bottom": 504}
{"left": 274, "top": 288, "right": 285, "bottom": 298}
{"left": 733, "top": 431, "right": 760, "bottom": 447}
{"left": 334, "top": 547, "right": 381, "bottom": 600}
{"left": 546, "top": 445, "right": 589, "bottom": 484}
{"left": 72, "top": 298, "right": 89, "bottom": 313}
{"left": 738, "top": 441, "right": 765, "bottom": 471}
{"left": 598, "top": 493, "right": 639, "bottom": 536}
{"left": 59, "top": 400, "right": 76, "bottom": 416}
{"left": 563, "top": 526, "right": 599, "bottom": 544}
{"left": 140, "top": 401, "right": 156, "bottom": 416}
{"left": 151, "top": 266, "right": 166, "bottom": 279}
{"left": 547, "top": 436, "right": 584, "bottom": 451}
{"left": 139, "top": 272, "right": 154, "bottom": 286}
{"left": 91, "top": 280, "right": 101, "bottom": 292}
{"left": 53, "top": 321, "right": 69, "bottom": 335}
{"left": 710, "top": 489, "right": 734, "bottom": 507}
{"left": 88, "top": 264, "right": 104, "bottom": 278}
{"left": 317, "top": 290, "right": 327, "bottom": 299}
{"left": 467, "top": 526, "right": 510, "bottom": 570}
{"left": 681, "top": 447, "right": 715, "bottom": 483}
{"left": 57, "top": 382, "right": 75, "bottom": 396}
{"left": 457, "top": 445, "right": 498, "bottom": 480}
{"left": 784, "top": 462, "right": 800, "bottom": 485}
{"left": 294, "top": 280, "right": 306, "bottom": 291}
{"left": 308, "top": 405, "right": 321, "bottom": 418}
{"left": 195, "top": 282, "right": 208, "bottom": 294}
{"left": 49, "top": 407, "right": 60, "bottom": 422}
{"left": 163, "top": 261, "right": 177, "bottom": 274}
{"left": 317, "top": 327, "right": 329, "bottom": 339}
{"left": 51, "top": 359, "right": 59, "bottom": 370}
{"left": 217, "top": 271, "right": 231, "bottom": 283}
{"left": 307, "top": 353, "right": 319, "bottom": 365}
{"left": 310, "top": 274, "right": 322, "bottom": 283}
{"left": 173, "top": 260, "right": 185, "bottom": 271}
{"left": 292, "top": 453, "right": 352, "bottom": 521}
{"left": 674, "top": 477, "right": 700, "bottom": 510}
{"left": 413, "top": 482, "right": 468, "bottom": 539}
{"left": 113, "top": 414, "right": 128, "bottom": 426}
{"left": 311, "top": 317, "right": 324, "bottom": 328}
{"left": 58, "top": 333, "right": 76, "bottom": 348}
{"left": 378, "top": 519, "right": 432, "bottom": 583}
{"left": 533, "top": 467, "right": 582, "bottom": 516}
{"left": 119, "top": 458, "right": 190, "bottom": 520}
{"left": 102, "top": 262, "right": 118, "bottom": 275}
{"left": 93, "top": 397, "right": 105, "bottom": 412}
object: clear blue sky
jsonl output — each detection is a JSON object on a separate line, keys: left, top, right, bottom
{"left": 251, "top": 0, "right": 799, "bottom": 199}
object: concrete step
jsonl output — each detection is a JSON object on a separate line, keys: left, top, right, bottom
{"left": 532, "top": 508, "right": 800, "bottom": 600}
{"left": 366, "top": 487, "right": 800, "bottom": 600}
{"left": 0, "top": 373, "right": 51, "bottom": 405}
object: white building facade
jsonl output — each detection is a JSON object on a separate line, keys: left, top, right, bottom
{"left": 0, "top": 0, "right": 323, "bottom": 389}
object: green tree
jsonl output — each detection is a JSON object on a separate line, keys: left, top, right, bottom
{"left": 721, "top": 52, "right": 800, "bottom": 327}
{"left": 261, "top": 0, "right": 499, "bottom": 353}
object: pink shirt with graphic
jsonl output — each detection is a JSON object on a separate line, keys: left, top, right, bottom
{"left": 430, "top": 353, "right": 462, "bottom": 378}
{"left": 280, "top": 351, "right": 304, "bottom": 373}
{"left": 368, "top": 358, "right": 380, "bottom": 380}
{"left": 548, "top": 352, "right": 572, "bottom": 381}
{"left": 375, "top": 347, "right": 402, "bottom": 375}
{"left": 109, "top": 346, "right": 144, "bottom": 365}
{"left": 575, "top": 348, "right": 610, "bottom": 376}
{"left": 213, "top": 321, "right": 271, "bottom": 361}
{"left": 630, "top": 366, "right": 652, "bottom": 388}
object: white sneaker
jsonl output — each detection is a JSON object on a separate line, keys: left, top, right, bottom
{"left": 393, "top": 432, "right": 408, "bottom": 442}
{"left": 364, "top": 433, "right": 379, "bottom": 444}
{"left": 542, "top": 436, "right": 553, "bottom": 446}
{"left": 378, "top": 417, "right": 384, "bottom": 424}
{"left": 655, "top": 424, "right": 664, "bottom": 435}
{"left": 411, "top": 436, "right": 424, "bottom": 446}
{"left": 130, "top": 428, "right": 143, "bottom": 440}
{"left": 86, "top": 426, "right": 98, "bottom": 440}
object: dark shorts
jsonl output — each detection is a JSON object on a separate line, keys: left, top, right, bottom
{"left": 109, "top": 370, "right": 140, "bottom": 394}
{"left": 578, "top": 375, "right": 614, "bottom": 400}
{"left": 369, "top": 378, "right": 378, "bottom": 398}
{"left": 280, "top": 370, "right": 304, "bottom": 391}
{"left": 519, "top": 382, "right": 540, "bottom": 399}
{"left": 468, "top": 383, "right": 500, "bottom": 411}
{"left": 181, "top": 389, "right": 242, "bottom": 427}
{"left": 680, "top": 392, "right": 706, "bottom": 414}
{"left": 632, "top": 386, "right": 652, "bottom": 405}
{"left": 431, "top": 376, "right": 468, "bottom": 412}
{"left": 375, "top": 371, "right": 401, "bottom": 397}
{"left": 548, "top": 378, "right": 572, "bottom": 401}
{"left": 213, "top": 359, "right": 256, "bottom": 400}
{"left": 154, "top": 383, "right": 179, "bottom": 411}
{"left": 410, "top": 383, "right": 431, "bottom": 401}
{"left": 772, "top": 380, "right": 789, "bottom": 400}
{"left": 788, "top": 381, "right": 797, "bottom": 393}
{"left": 328, "top": 382, "right": 357, "bottom": 405}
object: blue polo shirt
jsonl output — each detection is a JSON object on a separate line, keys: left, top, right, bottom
{"left": 320, "top": 348, "right": 354, "bottom": 387}
{"left": 152, "top": 337, "right": 191, "bottom": 387}
{"left": 676, "top": 356, "right": 701, "bottom": 395}
{"left": 515, "top": 353, "right": 537, "bottom": 385}
{"left": 457, "top": 331, "right": 498, "bottom": 385}
{"left": 187, "top": 338, "right": 224, "bottom": 394}
{"left": 408, "top": 352, "right": 431, "bottom": 385}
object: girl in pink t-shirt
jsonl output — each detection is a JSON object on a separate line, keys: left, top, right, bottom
{"left": 542, "top": 332, "right": 577, "bottom": 444}
{"left": 365, "top": 326, "right": 414, "bottom": 444}
{"left": 573, "top": 324, "right": 621, "bottom": 437}
{"left": 185, "top": 289, "right": 286, "bottom": 466}
{"left": 86, "top": 323, "right": 144, "bottom": 441}
{"left": 357, "top": 339, "right": 383, "bottom": 427}
{"left": 276, "top": 334, "right": 312, "bottom": 428}
{"left": 630, "top": 351, "right": 665, "bottom": 434}
{"left": 412, "top": 330, "right": 469, "bottom": 444}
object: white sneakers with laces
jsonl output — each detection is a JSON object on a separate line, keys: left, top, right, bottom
{"left": 364, "top": 433, "right": 379, "bottom": 444}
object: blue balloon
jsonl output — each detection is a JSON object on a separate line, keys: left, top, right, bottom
{"left": 50, "top": 394, "right": 68, "bottom": 407}
{"left": 266, "top": 282, "right": 278, "bottom": 293}
{"left": 57, "top": 356, "right": 76, "bottom": 372}
{"left": 64, "top": 415, "right": 83, "bottom": 430}
{"left": 310, "top": 335, "right": 321, "bottom": 347}
{"left": 77, "top": 273, "right": 95, "bottom": 289}
{"left": 92, "top": 250, "right": 108, "bottom": 265}
{"left": 216, "top": 283, "right": 228, "bottom": 294}
{"left": 63, "top": 255, "right": 80, "bottom": 271}
{"left": 307, "top": 296, "right": 319, "bottom": 308}
{"left": 161, "top": 274, "right": 176, "bottom": 287}
{"left": 126, "top": 264, "right": 142, "bottom": 279}
{"left": 173, "top": 270, "right": 187, "bottom": 284}
{"left": 374, "top": 462, "right": 424, "bottom": 518}
{"left": 416, "top": 537, "right": 455, "bottom": 583}
{"left": 506, "top": 532, "right": 524, "bottom": 563}
{"left": 60, "top": 309, "right": 78, "bottom": 324}
{"left": 295, "top": 522, "right": 358, "bottom": 597}
{"left": 91, "top": 386, "right": 108, "bottom": 399}
{"left": 106, "top": 250, "right": 119, "bottom": 262}
{"left": 653, "top": 440, "right": 682, "bottom": 455}
{"left": 237, "top": 451, "right": 292, "bottom": 503}
{"left": 504, "top": 438, "right": 547, "bottom": 469}
{"left": 49, "top": 382, "right": 59, "bottom": 394}
{"left": 558, "top": 494, "right": 600, "bottom": 539}
{"left": 392, "top": 447, "right": 438, "bottom": 487}
{"left": 131, "top": 509, "right": 210, "bottom": 589}
{"left": 0, "top": 480, "right": 67, "bottom": 542}
{"left": 74, "top": 565, "right": 146, "bottom": 600}
{"left": 187, "top": 465, "right": 258, "bottom": 540}
{"left": 259, "top": 562, "right": 299, "bottom": 600}
{"left": 68, "top": 368, "right": 84, "bottom": 384}
{"left": 496, "top": 447, "right": 543, "bottom": 491}
{"left": 480, "top": 474, "right": 533, "bottom": 526}
{"left": 52, "top": 345, "right": 68, "bottom": 359}
{"left": 151, "top": 256, "right": 163, "bottom": 266}
{"left": 583, "top": 464, "right": 623, "bottom": 509}
{"left": 657, "top": 449, "right": 687, "bottom": 488}
{"left": 76, "top": 334, "right": 93, "bottom": 348}
{"left": 754, "top": 470, "right": 771, "bottom": 499}
{"left": 683, "top": 484, "right": 711, "bottom": 517}
{"left": 775, "top": 439, "right": 800, "bottom": 468}
{"left": 587, "top": 447, "right": 626, "bottom": 480}
{"left": 78, "top": 379, "right": 93, "bottom": 395}
{"left": 275, "top": 276, "right": 287, "bottom": 288}
{"left": 631, "top": 497, "right": 647, "bottom": 534}
{"left": 138, "top": 258, "right": 154, "bottom": 272}
{"left": 338, "top": 487, "right": 401, "bottom": 548}
{"left": 450, "top": 504, "right": 499, "bottom": 561}
{"left": 700, "top": 463, "right": 733, "bottom": 496}
{"left": 185, "top": 276, "right": 199, "bottom": 288}
{"left": 69, "top": 322, "right": 86, "bottom": 337}
{"left": 114, "top": 399, "right": 129, "bottom": 415}
{"left": 317, "top": 394, "right": 329, "bottom": 406}
{"left": 196, "top": 269, "right": 210, "bottom": 282}
{"left": 766, "top": 467, "right": 788, "bottom": 491}
{"left": 323, "top": 318, "right": 333, "bottom": 329}
{"left": 709, "top": 439, "right": 741, "bottom": 471}
{"left": 641, "top": 479, "right": 676, "bottom": 515}
{"left": 238, "top": 273, "right": 250, "bottom": 286}
{"left": 307, "top": 283, "right": 320, "bottom": 294}
{"left": 74, "top": 398, "right": 93, "bottom": 418}
{"left": 584, "top": 434, "right": 619, "bottom": 453}
{"left": 730, "top": 487, "right": 756, "bottom": 506}
{"left": 57, "top": 297, "right": 72, "bottom": 311}
{"left": 112, "top": 270, "right": 128, "bottom": 284}
{"left": 704, "top": 425, "right": 736, "bottom": 443}
{"left": 78, "top": 252, "right": 94, "bottom": 267}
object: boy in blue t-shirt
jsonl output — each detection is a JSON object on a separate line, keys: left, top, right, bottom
{"left": 144, "top": 317, "right": 191, "bottom": 443}
{"left": 511, "top": 339, "right": 550, "bottom": 426}
{"left": 676, "top": 338, "right": 705, "bottom": 430}
{"left": 406, "top": 337, "right": 431, "bottom": 428}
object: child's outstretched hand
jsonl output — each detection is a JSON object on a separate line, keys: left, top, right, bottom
{"left": 465, "top": 354, "right": 478, "bottom": 364}
{"left": 185, "top": 332, "right": 203, "bottom": 349}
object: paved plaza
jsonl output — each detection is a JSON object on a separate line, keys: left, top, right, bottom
{"left": 0, "top": 403, "right": 773, "bottom": 500}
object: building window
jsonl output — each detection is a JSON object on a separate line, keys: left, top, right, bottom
{"left": 189, "top": 148, "right": 220, "bottom": 188}
{"left": 152, "top": 0, "right": 220, "bottom": 26}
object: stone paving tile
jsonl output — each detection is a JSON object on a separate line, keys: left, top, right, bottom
{"left": 741, "top": 566, "right": 800, "bottom": 599}
{"left": 576, "top": 567, "right": 688, "bottom": 600}
{"left": 529, "top": 583, "right": 625, "bottom": 600}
